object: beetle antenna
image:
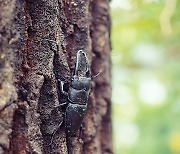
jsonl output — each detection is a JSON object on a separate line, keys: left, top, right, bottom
{"left": 91, "top": 69, "right": 102, "bottom": 79}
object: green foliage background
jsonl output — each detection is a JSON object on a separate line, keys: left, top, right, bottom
{"left": 111, "top": 0, "right": 180, "bottom": 153}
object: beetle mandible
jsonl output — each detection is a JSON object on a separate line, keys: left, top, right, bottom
{"left": 59, "top": 50, "right": 91, "bottom": 136}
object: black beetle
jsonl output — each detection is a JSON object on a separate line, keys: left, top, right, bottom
{"left": 59, "top": 50, "right": 91, "bottom": 136}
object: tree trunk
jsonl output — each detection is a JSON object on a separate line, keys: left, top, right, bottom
{"left": 0, "top": 0, "right": 112, "bottom": 153}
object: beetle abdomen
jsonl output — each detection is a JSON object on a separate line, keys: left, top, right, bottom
{"left": 65, "top": 103, "right": 87, "bottom": 136}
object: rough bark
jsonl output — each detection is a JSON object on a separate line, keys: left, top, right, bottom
{"left": 0, "top": 0, "right": 112, "bottom": 154}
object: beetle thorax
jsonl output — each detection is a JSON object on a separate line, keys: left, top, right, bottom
{"left": 70, "top": 75, "right": 91, "bottom": 90}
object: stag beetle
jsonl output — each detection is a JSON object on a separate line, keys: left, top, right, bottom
{"left": 59, "top": 50, "right": 91, "bottom": 137}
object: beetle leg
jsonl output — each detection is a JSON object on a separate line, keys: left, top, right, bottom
{"left": 59, "top": 102, "right": 68, "bottom": 106}
{"left": 78, "top": 124, "right": 83, "bottom": 139}
{"left": 47, "top": 121, "right": 64, "bottom": 146}
{"left": 53, "top": 102, "right": 68, "bottom": 111}
{"left": 58, "top": 79, "right": 68, "bottom": 96}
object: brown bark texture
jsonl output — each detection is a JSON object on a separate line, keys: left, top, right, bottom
{"left": 0, "top": 0, "right": 112, "bottom": 153}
